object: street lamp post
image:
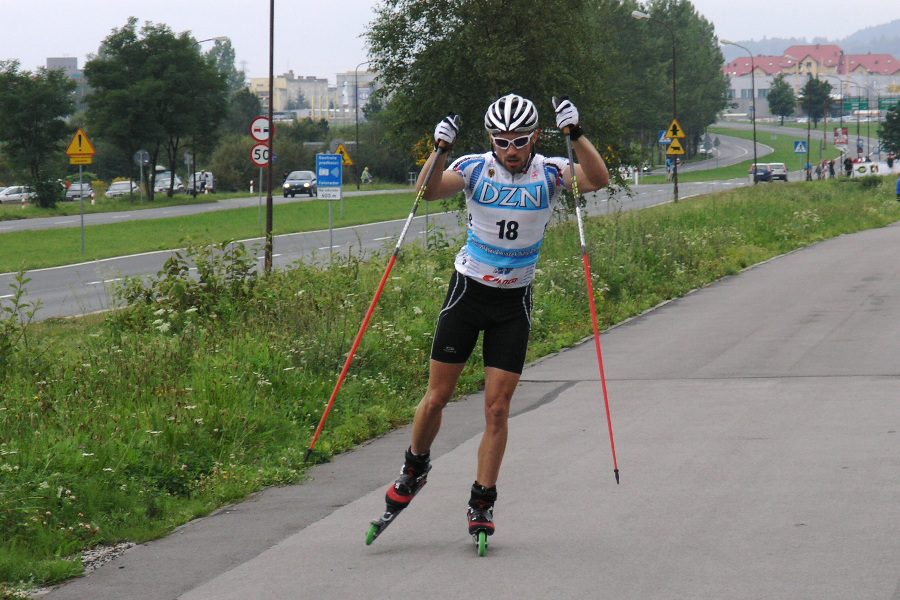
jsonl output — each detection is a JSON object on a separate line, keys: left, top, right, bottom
{"left": 632, "top": 9, "right": 678, "bottom": 202}
{"left": 354, "top": 60, "right": 371, "bottom": 190}
{"left": 721, "top": 40, "right": 758, "bottom": 184}
{"left": 191, "top": 36, "right": 230, "bottom": 197}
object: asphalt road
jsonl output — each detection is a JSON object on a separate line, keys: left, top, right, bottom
{"left": 40, "top": 216, "right": 900, "bottom": 600}
{"left": 1, "top": 179, "right": 748, "bottom": 321}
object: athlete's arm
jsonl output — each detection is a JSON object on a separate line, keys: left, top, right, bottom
{"left": 554, "top": 97, "right": 609, "bottom": 193}
{"left": 570, "top": 136, "right": 609, "bottom": 193}
{"left": 417, "top": 115, "right": 466, "bottom": 200}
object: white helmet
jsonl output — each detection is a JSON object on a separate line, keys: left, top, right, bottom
{"left": 484, "top": 93, "right": 539, "bottom": 133}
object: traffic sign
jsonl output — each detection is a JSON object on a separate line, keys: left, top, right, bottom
{"left": 133, "top": 149, "right": 150, "bottom": 167}
{"left": 66, "top": 128, "right": 96, "bottom": 164}
{"left": 793, "top": 140, "right": 808, "bottom": 153}
{"left": 657, "top": 130, "right": 672, "bottom": 145}
{"left": 316, "top": 153, "right": 343, "bottom": 200}
{"left": 335, "top": 143, "right": 354, "bottom": 166}
{"left": 666, "top": 138, "right": 685, "bottom": 155}
{"left": 250, "top": 116, "right": 271, "bottom": 142}
{"left": 250, "top": 143, "right": 270, "bottom": 168}
{"left": 665, "top": 119, "right": 686, "bottom": 139}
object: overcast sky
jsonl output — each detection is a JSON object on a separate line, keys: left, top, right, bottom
{"left": 4, "top": 0, "right": 900, "bottom": 82}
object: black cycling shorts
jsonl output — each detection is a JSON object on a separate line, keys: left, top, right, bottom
{"left": 430, "top": 271, "right": 533, "bottom": 374}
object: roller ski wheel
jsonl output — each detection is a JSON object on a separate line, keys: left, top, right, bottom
{"left": 365, "top": 511, "right": 398, "bottom": 545}
{"left": 474, "top": 530, "right": 489, "bottom": 557}
{"left": 365, "top": 450, "right": 431, "bottom": 546}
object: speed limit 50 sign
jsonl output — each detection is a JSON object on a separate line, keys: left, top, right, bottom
{"left": 250, "top": 143, "right": 270, "bottom": 168}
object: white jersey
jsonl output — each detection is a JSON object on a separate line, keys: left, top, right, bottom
{"left": 448, "top": 151, "right": 569, "bottom": 288}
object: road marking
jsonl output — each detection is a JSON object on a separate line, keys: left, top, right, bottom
{"left": 317, "top": 245, "right": 341, "bottom": 251}
{"left": 54, "top": 219, "right": 77, "bottom": 225}
{"left": 87, "top": 278, "right": 124, "bottom": 286}
{"left": 0, "top": 294, "right": 13, "bottom": 300}
{"left": 110, "top": 215, "right": 131, "bottom": 220}
{"left": 372, "top": 236, "right": 393, "bottom": 241}
{"left": 256, "top": 254, "right": 282, "bottom": 260}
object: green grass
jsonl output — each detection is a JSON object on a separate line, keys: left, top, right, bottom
{"left": 0, "top": 193, "right": 441, "bottom": 273}
{"left": 1, "top": 176, "right": 899, "bottom": 595}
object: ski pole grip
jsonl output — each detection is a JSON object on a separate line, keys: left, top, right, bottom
{"left": 551, "top": 96, "right": 572, "bottom": 136}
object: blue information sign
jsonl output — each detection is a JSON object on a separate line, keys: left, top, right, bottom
{"left": 793, "top": 140, "right": 808, "bottom": 154}
{"left": 316, "top": 153, "right": 343, "bottom": 199}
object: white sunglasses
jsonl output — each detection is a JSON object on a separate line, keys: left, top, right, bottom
{"left": 491, "top": 131, "right": 535, "bottom": 150}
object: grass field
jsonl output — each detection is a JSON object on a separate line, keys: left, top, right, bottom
{"left": 2, "top": 175, "right": 899, "bottom": 597}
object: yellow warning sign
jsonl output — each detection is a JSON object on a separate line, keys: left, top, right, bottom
{"left": 666, "top": 138, "right": 686, "bottom": 155}
{"left": 335, "top": 143, "right": 353, "bottom": 166}
{"left": 665, "top": 119, "right": 686, "bottom": 139}
{"left": 66, "top": 128, "right": 97, "bottom": 157}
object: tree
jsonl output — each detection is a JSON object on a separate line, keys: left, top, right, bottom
{"left": 0, "top": 61, "right": 74, "bottom": 207}
{"left": 798, "top": 76, "right": 832, "bottom": 126}
{"left": 879, "top": 103, "right": 900, "bottom": 155}
{"left": 85, "top": 18, "right": 228, "bottom": 199}
{"left": 767, "top": 73, "right": 795, "bottom": 125}
{"left": 205, "top": 38, "right": 245, "bottom": 94}
{"left": 221, "top": 87, "right": 262, "bottom": 135}
{"left": 366, "top": 0, "right": 726, "bottom": 173}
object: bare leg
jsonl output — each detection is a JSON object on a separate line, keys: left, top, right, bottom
{"left": 476, "top": 367, "right": 521, "bottom": 488}
{"left": 410, "top": 360, "right": 465, "bottom": 455}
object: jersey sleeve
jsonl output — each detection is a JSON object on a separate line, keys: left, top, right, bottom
{"left": 543, "top": 156, "right": 568, "bottom": 191}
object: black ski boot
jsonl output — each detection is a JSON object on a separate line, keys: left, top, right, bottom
{"left": 365, "top": 448, "right": 431, "bottom": 544}
{"left": 467, "top": 482, "right": 497, "bottom": 556}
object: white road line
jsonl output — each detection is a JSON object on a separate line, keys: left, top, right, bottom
{"left": 372, "top": 236, "right": 393, "bottom": 241}
{"left": 110, "top": 215, "right": 131, "bottom": 220}
{"left": 87, "top": 278, "right": 124, "bottom": 286}
{"left": 0, "top": 294, "right": 13, "bottom": 299}
{"left": 54, "top": 219, "right": 77, "bottom": 225}
{"left": 317, "top": 245, "right": 341, "bottom": 251}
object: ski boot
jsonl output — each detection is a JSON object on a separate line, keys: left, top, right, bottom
{"left": 466, "top": 482, "right": 497, "bottom": 557}
{"left": 365, "top": 448, "right": 431, "bottom": 545}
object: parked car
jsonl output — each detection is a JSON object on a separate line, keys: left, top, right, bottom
{"left": 283, "top": 170, "right": 317, "bottom": 197}
{"left": 0, "top": 185, "right": 35, "bottom": 204}
{"left": 768, "top": 162, "right": 788, "bottom": 181}
{"left": 153, "top": 173, "right": 185, "bottom": 194}
{"left": 65, "top": 182, "right": 95, "bottom": 201}
{"left": 105, "top": 180, "right": 138, "bottom": 198}
{"left": 751, "top": 164, "right": 772, "bottom": 183}
{"left": 186, "top": 171, "right": 215, "bottom": 194}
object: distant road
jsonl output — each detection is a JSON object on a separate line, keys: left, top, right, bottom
{"left": 1, "top": 179, "right": 750, "bottom": 320}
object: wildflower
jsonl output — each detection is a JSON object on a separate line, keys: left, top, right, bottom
{"left": 412, "top": 306, "right": 423, "bottom": 316}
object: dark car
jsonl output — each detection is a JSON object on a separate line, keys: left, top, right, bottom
{"left": 752, "top": 165, "right": 772, "bottom": 183}
{"left": 282, "top": 170, "right": 317, "bottom": 197}
{"left": 66, "top": 182, "right": 95, "bottom": 201}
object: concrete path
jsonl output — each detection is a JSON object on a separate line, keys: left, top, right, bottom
{"left": 42, "top": 222, "right": 900, "bottom": 600}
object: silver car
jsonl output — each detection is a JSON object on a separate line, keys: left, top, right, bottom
{"left": 105, "top": 180, "right": 138, "bottom": 198}
{"left": 768, "top": 162, "right": 788, "bottom": 181}
{"left": 0, "top": 185, "right": 35, "bottom": 203}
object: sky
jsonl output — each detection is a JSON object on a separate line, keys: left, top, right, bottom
{"left": 4, "top": 0, "right": 900, "bottom": 83}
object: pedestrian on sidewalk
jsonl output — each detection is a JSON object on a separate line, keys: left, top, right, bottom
{"left": 374, "top": 93, "right": 609, "bottom": 541}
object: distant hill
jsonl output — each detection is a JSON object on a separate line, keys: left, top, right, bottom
{"left": 720, "top": 18, "right": 900, "bottom": 61}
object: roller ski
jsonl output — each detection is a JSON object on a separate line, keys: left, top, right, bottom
{"left": 467, "top": 482, "right": 497, "bottom": 557}
{"left": 365, "top": 448, "right": 430, "bottom": 545}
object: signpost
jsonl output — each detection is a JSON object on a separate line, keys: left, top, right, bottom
{"left": 665, "top": 119, "right": 686, "bottom": 202}
{"left": 317, "top": 153, "right": 343, "bottom": 262}
{"left": 133, "top": 149, "right": 150, "bottom": 204}
{"left": 66, "top": 128, "right": 97, "bottom": 254}
{"left": 250, "top": 116, "right": 272, "bottom": 235}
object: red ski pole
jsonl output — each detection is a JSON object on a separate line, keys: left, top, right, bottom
{"left": 553, "top": 97, "right": 620, "bottom": 484}
{"left": 305, "top": 127, "right": 456, "bottom": 462}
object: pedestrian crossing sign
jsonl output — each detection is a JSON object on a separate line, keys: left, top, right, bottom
{"left": 793, "top": 140, "right": 808, "bottom": 153}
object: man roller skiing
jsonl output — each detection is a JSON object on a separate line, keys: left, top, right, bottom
{"left": 367, "top": 93, "right": 609, "bottom": 551}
